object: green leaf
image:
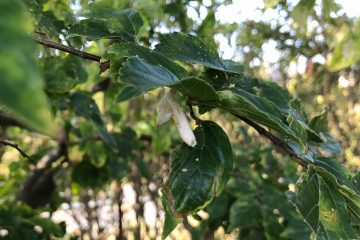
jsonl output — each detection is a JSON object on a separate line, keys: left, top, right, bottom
{"left": 152, "top": 124, "right": 172, "bottom": 155}
{"left": 0, "top": 0, "right": 54, "bottom": 134}
{"left": 28, "top": 216, "right": 65, "bottom": 237}
{"left": 41, "top": 56, "right": 87, "bottom": 93}
{"left": 326, "top": 23, "right": 360, "bottom": 71}
{"left": 229, "top": 199, "right": 262, "bottom": 229}
{"left": 119, "top": 57, "right": 180, "bottom": 92}
{"left": 37, "top": 11, "right": 66, "bottom": 37}
{"left": 172, "top": 77, "right": 219, "bottom": 103}
{"left": 161, "top": 195, "right": 181, "bottom": 240}
{"left": 23, "top": 0, "right": 66, "bottom": 38}
{"left": 106, "top": 155, "right": 129, "bottom": 181}
{"left": 351, "top": 172, "right": 360, "bottom": 193}
{"left": 114, "top": 127, "right": 138, "bottom": 154}
{"left": 107, "top": 42, "right": 188, "bottom": 79}
{"left": 196, "top": 10, "right": 216, "bottom": 44}
{"left": 115, "top": 85, "right": 143, "bottom": 103}
{"left": 308, "top": 110, "right": 329, "bottom": 133}
{"left": 162, "top": 121, "right": 233, "bottom": 215}
{"left": 286, "top": 116, "right": 313, "bottom": 162}
{"left": 285, "top": 99, "right": 308, "bottom": 125}
{"left": 222, "top": 60, "right": 245, "bottom": 75}
{"left": 291, "top": 0, "right": 316, "bottom": 32}
{"left": 72, "top": 159, "right": 109, "bottom": 188}
{"left": 201, "top": 69, "right": 229, "bottom": 90}
{"left": 308, "top": 110, "right": 341, "bottom": 156}
{"left": 71, "top": 91, "right": 117, "bottom": 150}
{"left": 313, "top": 157, "right": 353, "bottom": 189}
{"left": 234, "top": 76, "right": 292, "bottom": 111}
{"left": 322, "top": 0, "right": 340, "bottom": 17}
{"left": 280, "top": 217, "right": 312, "bottom": 240}
{"left": 287, "top": 115, "right": 307, "bottom": 142}
{"left": 315, "top": 133, "right": 341, "bottom": 156}
{"left": 68, "top": 19, "right": 130, "bottom": 41}
{"left": 289, "top": 172, "right": 358, "bottom": 239}
{"left": 0, "top": 181, "right": 15, "bottom": 199}
{"left": 110, "top": 43, "right": 239, "bottom": 103}
{"left": 155, "top": 33, "right": 239, "bottom": 73}
{"left": 312, "top": 158, "right": 360, "bottom": 226}
{"left": 216, "top": 88, "right": 305, "bottom": 150}
{"left": 205, "top": 193, "right": 232, "bottom": 230}
{"left": 68, "top": 9, "right": 143, "bottom": 41}
{"left": 287, "top": 99, "right": 323, "bottom": 141}
{"left": 83, "top": 141, "right": 107, "bottom": 167}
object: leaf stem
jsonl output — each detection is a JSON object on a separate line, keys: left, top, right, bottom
{"left": 187, "top": 102, "right": 202, "bottom": 124}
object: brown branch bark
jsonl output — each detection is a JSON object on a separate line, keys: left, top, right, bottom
{"left": 0, "top": 112, "right": 29, "bottom": 129}
{"left": 17, "top": 132, "right": 68, "bottom": 208}
{"left": 233, "top": 114, "right": 307, "bottom": 167}
{"left": 90, "top": 78, "right": 112, "bottom": 93}
{"left": 35, "top": 36, "right": 101, "bottom": 62}
{"left": 34, "top": 36, "right": 110, "bottom": 73}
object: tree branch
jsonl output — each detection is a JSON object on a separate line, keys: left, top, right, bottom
{"left": 0, "top": 140, "right": 33, "bottom": 160}
{"left": 233, "top": 114, "right": 307, "bottom": 167}
{"left": 0, "top": 112, "right": 29, "bottom": 130}
{"left": 90, "top": 77, "right": 112, "bottom": 93}
{"left": 35, "top": 36, "right": 101, "bottom": 62}
{"left": 36, "top": 133, "right": 68, "bottom": 169}
{"left": 34, "top": 36, "right": 111, "bottom": 73}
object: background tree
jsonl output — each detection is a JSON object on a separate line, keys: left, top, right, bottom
{"left": 0, "top": 0, "right": 360, "bottom": 239}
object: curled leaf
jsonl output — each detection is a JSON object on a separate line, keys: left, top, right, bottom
{"left": 157, "top": 90, "right": 197, "bottom": 147}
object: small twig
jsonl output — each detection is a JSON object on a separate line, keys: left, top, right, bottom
{"left": 37, "top": 133, "right": 68, "bottom": 169}
{"left": 233, "top": 114, "right": 307, "bottom": 167}
{"left": 35, "top": 36, "right": 101, "bottom": 62}
{"left": 234, "top": 114, "right": 283, "bottom": 146}
{"left": 0, "top": 140, "right": 33, "bottom": 160}
{"left": 34, "top": 36, "right": 111, "bottom": 73}
{"left": 90, "top": 77, "right": 112, "bottom": 93}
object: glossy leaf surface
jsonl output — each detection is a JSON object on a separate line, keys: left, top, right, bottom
{"left": 68, "top": 9, "right": 143, "bottom": 41}
{"left": 163, "top": 121, "right": 233, "bottom": 215}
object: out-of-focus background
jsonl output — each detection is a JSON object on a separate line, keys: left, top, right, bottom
{"left": 0, "top": 0, "right": 360, "bottom": 239}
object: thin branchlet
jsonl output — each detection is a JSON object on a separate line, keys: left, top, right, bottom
{"left": 0, "top": 140, "right": 33, "bottom": 160}
{"left": 34, "top": 35, "right": 110, "bottom": 73}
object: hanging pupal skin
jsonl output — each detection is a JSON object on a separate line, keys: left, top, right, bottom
{"left": 157, "top": 89, "right": 197, "bottom": 147}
